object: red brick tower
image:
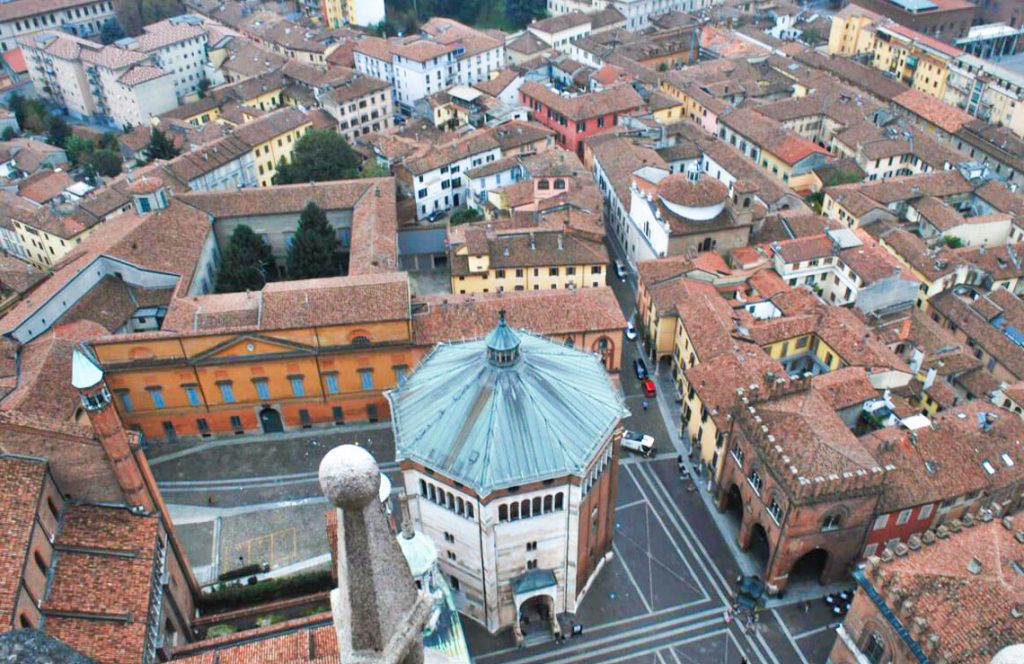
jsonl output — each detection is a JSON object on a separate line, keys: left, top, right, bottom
{"left": 71, "top": 349, "right": 155, "bottom": 512}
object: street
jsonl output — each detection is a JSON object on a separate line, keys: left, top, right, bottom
{"left": 145, "top": 252, "right": 841, "bottom": 662}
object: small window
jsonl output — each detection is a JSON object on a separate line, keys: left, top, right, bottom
{"left": 147, "top": 387, "right": 165, "bottom": 409}
{"left": 230, "top": 415, "right": 243, "bottom": 431}
{"left": 253, "top": 379, "right": 270, "bottom": 400}
{"left": 218, "top": 382, "right": 235, "bottom": 403}
{"left": 358, "top": 369, "right": 374, "bottom": 391}
{"left": 289, "top": 376, "right": 305, "bottom": 397}
{"left": 324, "top": 374, "right": 339, "bottom": 394}
{"left": 822, "top": 513, "right": 841, "bottom": 531}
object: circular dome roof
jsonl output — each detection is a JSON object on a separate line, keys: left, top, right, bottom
{"left": 658, "top": 173, "right": 728, "bottom": 209}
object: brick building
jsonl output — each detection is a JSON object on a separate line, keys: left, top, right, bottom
{"left": 829, "top": 516, "right": 1024, "bottom": 664}
{"left": 715, "top": 375, "right": 887, "bottom": 594}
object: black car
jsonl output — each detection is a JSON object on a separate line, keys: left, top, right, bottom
{"left": 633, "top": 358, "right": 648, "bottom": 380}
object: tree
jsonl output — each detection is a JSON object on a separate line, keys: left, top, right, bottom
{"left": 197, "top": 78, "right": 211, "bottom": 99}
{"left": 285, "top": 202, "right": 341, "bottom": 280}
{"left": 272, "top": 130, "right": 361, "bottom": 184}
{"left": 100, "top": 18, "right": 126, "bottom": 45}
{"left": 505, "top": 0, "right": 546, "bottom": 29}
{"left": 359, "top": 160, "right": 390, "bottom": 178}
{"left": 10, "top": 94, "right": 50, "bottom": 134}
{"left": 47, "top": 116, "right": 70, "bottom": 148}
{"left": 216, "top": 225, "right": 276, "bottom": 293}
{"left": 2, "top": 127, "right": 16, "bottom": 140}
{"left": 86, "top": 149, "right": 123, "bottom": 177}
{"left": 65, "top": 135, "right": 95, "bottom": 165}
{"left": 450, "top": 206, "right": 482, "bottom": 225}
{"left": 146, "top": 127, "right": 179, "bottom": 161}
{"left": 942, "top": 235, "right": 964, "bottom": 249}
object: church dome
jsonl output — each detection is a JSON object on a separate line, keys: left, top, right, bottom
{"left": 389, "top": 313, "right": 628, "bottom": 496}
{"left": 991, "top": 644, "right": 1024, "bottom": 664}
{"left": 657, "top": 173, "right": 728, "bottom": 222}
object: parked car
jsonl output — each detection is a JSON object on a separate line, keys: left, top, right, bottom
{"left": 615, "top": 260, "right": 627, "bottom": 281}
{"left": 625, "top": 321, "right": 637, "bottom": 341}
{"left": 642, "top": 378, "right": 657, "bottom": 398}
{"left": 621, "top": 430, "right": 656, "bottom": 457}
{"left": 633, "top": 358, "right": 648, "bottom": 380}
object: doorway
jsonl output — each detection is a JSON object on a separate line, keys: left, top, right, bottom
{"left": 259, "top": 407, "right": 284, "bottom": 434}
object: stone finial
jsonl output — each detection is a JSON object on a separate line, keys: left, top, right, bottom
{"left": 893, "top": 543, "right": 909, "bottom": 557}
{"left": 1002, "top": 516, "right": 1014, "bottom": 531}
{"left": 961, "top": 513, "right": 974, "bottom": 527}
{"left": 907, "top": 534, "right": 922, "bottom": 551}
{"left": 922, "top": 530, "right": 937, "bottom": 545}
{"left": 948, "top": 519, "right": 962, "bottom": 533}
{"left": 936, "top": 525, "right": 949, "bottom": 539}
{"left": 319, "top": 445, "right": 432, "bottom": 664}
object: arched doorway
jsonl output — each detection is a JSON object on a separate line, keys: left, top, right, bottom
{"left": 259, "top": 407, "right": 283, "bottom": 434}
{"left": 748, "top": 522, "right": 770, "bottom": 570}
{"left": 788, "top": 547, "right": 830, "bottom": 586}
{"left": 724, "top": 485, "right": 743, "bottom": 527}
{"left": 518, "top": 595, "right": 554, "bottom": 638}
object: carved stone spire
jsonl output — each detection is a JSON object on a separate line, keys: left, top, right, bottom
{"left": 319, "top": 445, "right": 432, "bottom": 663}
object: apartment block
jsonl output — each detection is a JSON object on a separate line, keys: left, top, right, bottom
{"left": 20, "top": 31, "right": 178, "bottom": 128}
{"left": 321, "top": 0, "right": 385, "bottom": 28}
{"left": 0, "top": 0, "right": 115, "bottom": 52}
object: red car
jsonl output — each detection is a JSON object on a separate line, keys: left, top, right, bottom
{"left": 642, "top": 378, "right": 656, "bottom": 398}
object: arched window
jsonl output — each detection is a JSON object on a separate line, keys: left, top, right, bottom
{"left": 351, "top": 335, "right": 371, "bottom": 346}
{"left": 510, "top": 501, "right": 520, "bottom": 520}
{"left": 822, "top": 513, "right": 842, "bottom": 531}
{"left": 34, "top": 551, "right": 46, "bottom": 576}
{"left": 747, "top": 470, "right": 763, "bottom": 495}
{"left": 538, "top": 179, "right": 550, "bottom": 190}
{"left": 544, "top": 495, "right": 553, "bottom": 513}
{"left": 553, "top": 178, "right": 565, "bottom": 190}
{"left": 521, "top": 499, "right": 530, "bottom": 518}
{"left": 18, "top": 614, "right": 33, "bottom": 629}
{"left": 743, "top": 197, "right": 751, "bottom": 208}
{"left": 532, "top": 497, "right": 541, "bottom": 515}
{"left": 428, "top": 484, "right": 436, "bottom": 502}
{"left": 456, "top": 497, "right": 464, "bottom": 515}
{"left": 466, "top": 503, "right": 474, "bottom": 519}
{"left": 862, "top": 632, "right": 886, "bottom": 664}
{"left": 419, "top": 479, "right": 427, "bottom": 496}
{"left": 447, "top": 492, "right": 455, "bottom": 510}
{"left": 499, "top": 504, "right": 509, "bottom": 522}
{"left": 554, "top": 493, "right": 564, "bottom": 510}
{"left": 563, "top": 337, "right": 575, "bottom": 348}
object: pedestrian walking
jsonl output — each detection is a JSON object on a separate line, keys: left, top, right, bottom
{"left": 642, "top": 399, "right": 649, "bottom": 411}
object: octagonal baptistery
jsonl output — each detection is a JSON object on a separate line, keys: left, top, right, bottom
{"left": 657, "top": 172, "right": 729, "bottom": 222}
{"left": 388, "top": 312, "right": 628, "bottom": 634}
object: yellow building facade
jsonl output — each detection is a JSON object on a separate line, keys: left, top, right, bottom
{"left": 251, "top": 121, "right": 313, "bottom": 187}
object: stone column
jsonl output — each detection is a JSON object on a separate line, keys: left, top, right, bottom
{"left": 320, "top": 445, "right": 433, "bottom": 664}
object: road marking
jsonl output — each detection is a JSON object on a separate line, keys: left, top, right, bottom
{"left": 791, "top": 621, "right": 836, "bottom": 640}
{"left": 617, "top": 498, "right": 647, "bottom": 510}
{"left": 475, "top": 605, "right": 723, "bottom": 663}
{"left": 612, "top": 542, "right": 653, "bottom": 614}
{"left": 494, "top": 616, "right": 727, "bottom": 664}
{"left": 630, "top": 464, "right": 781, "bottom": 664}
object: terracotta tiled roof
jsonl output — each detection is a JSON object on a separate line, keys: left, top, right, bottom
{"left": 260, "top": 272, "right": 409, "bottom": 330}
{"left": 234, "top": 106, "right": 310, "bottom": 146}
{"left": 118, "top": 65, "right": 171, "bottom": 87}
{"left": 0, "top": 0, "right": 109, "bottom": 21}
{"left": 474, "top": 69, "right": 519, "bottom": 98}
{"left": 894, "top": 89, "right": 973, "bottom": 134}
{"left": 774, "top": 234, "right": 834, "bottom": 264}
{"left": 42, "top": 505, "right": 160, "bottom": 664}
{"left": 519, "top": 81, "right": 643, "bottom": 122}
{"left": 684, "top": 342, "right": 785, "bottom": 419}
{"left": 507, "top": 31, "right": 548, "bottom": 56}
{"left": 658, "top": 173, "right": 729, "bottom": 208}
{"left": 412, "top": 286, "right": 624, "bottom": 347}
{"left": 0, "top": 455, "right": 47, "bottom": 630}
{"left": 529, "top": 12, "right": 592, "bottom": 34}
{"left": 450, "top": 228, "right": 607, "bottom": 275}
{"left": 859, "top": 518, "right": 1024, "bottom": 664}
{"left": 17, "top": 170, "right": 72, "bottom": 204}
{"left": 811, "top": 366, "right": 877, "bottom": 411}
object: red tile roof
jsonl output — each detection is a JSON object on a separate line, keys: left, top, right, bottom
{"left": 859, "top": 514, "right": 1024, "bottom": 663}
{"left": 0, "top": 455, "right": 47, "bottom": 631}
{"left": 42, "top": 505, "right": 160, "bottom": 664}
{"left": 2, "top": 48, "right": 26, "bottom": 74}
{"left": 260, "top": 272, "right": 410, "bottom": 330}
{"left": 519, "top": 81, "right": 644, "bottom": 122}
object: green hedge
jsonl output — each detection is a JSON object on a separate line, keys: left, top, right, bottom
{"left": 199, "top": 570, "right": 333, "bottom": 614}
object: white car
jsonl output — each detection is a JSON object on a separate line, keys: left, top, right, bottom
{"left": 615, "top": 260, "right": 627, "bottom": 281}
{"left": 625, "top": 322, "right": 637, "bottom": 341}
{"left": 621, "top": 430, "right": 656, "bottom": 457}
